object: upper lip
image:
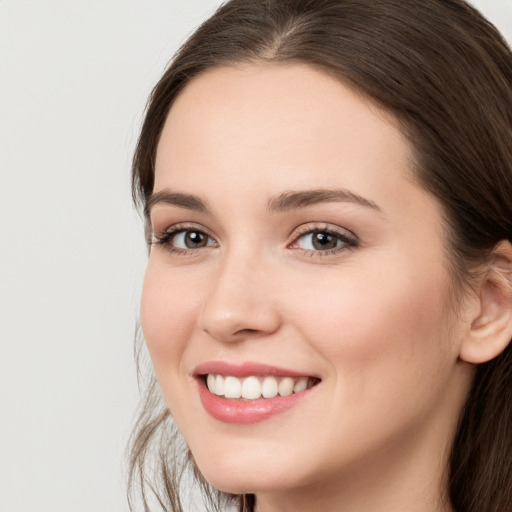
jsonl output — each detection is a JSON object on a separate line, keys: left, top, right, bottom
{"left": 194, "top": 361, "right": 320, "bottom": 379}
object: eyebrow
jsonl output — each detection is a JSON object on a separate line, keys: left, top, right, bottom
{"left": 145, "top": 190, "right": 208, "bottom": 216}
{"left": 267, "top": 189, "right": 381, "bottom": 213}
{"left": 145, "top": 187, "right": 381, "bottom": 216}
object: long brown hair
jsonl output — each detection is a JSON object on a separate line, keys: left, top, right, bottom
{"left": 129, "top": 1, "right": 512, "bottom": 511}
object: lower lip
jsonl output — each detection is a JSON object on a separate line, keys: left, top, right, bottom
{"left": 197, "top": 380, "right": 311, "bottom": 424}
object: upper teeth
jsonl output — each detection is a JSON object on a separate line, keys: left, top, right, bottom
{"left": 206, "top": 374, "right": 312, "bottom": 400}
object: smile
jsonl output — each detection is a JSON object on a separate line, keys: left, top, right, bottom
{"left": 206, "top": 374, "right": 317, "bottom": 400}
{"left": 194, "top": 362, "right": 321, "bottom": 424}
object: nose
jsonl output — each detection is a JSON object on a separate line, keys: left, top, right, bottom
{"left": 198, "top": 252, "right": 281, "bottom": 343}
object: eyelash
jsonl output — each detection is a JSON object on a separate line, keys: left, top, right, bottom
{"left": 152, "top": 223, "right": 217, "bottom": 256}
{"left": 289, "top": 224, "right": 358, "bottom": 256}
{"left": 152, "top": 223, "right": 358, "bottom": 257}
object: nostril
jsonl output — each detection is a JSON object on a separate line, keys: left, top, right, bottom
{"left": 234, "top": 328, "right": 259, "bottom": 336}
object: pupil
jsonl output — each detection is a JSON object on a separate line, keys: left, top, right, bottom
{"left": 185, "top": 231, "right": 206, "bottom": 248}
{"left": 313, "top": 231, "right": 336, "bottom": 250}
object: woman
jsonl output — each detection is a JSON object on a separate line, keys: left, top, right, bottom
{"left": 128, "top": 1, "right": 512, "bottom": 511}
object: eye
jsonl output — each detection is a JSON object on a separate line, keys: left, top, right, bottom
{"left": 172, "top": 230, "right": 212, "bottom": 249}
{"left": 290, "top": 226, "right": 357, "bottom": 254}
{"left": 153, "top": 226, "right": 217, "bottom": 253}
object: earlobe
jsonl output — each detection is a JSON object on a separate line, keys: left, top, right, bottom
{"left": 459, "top": 240, "right": 512, "bottom": 364}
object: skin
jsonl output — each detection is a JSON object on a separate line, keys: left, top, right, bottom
{"left": 141, "top": 63, "right": 477, "bottom": 512}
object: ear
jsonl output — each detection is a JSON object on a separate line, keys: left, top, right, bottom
{"left": 459, "top": 240, "right": 512, "bottom": 364}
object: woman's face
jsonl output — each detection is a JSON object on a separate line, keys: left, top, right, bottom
{"left": 142, "top": 64, "right": 473, "bottom": 500}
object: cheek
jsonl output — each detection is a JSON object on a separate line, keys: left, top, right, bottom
{"left": 140, "top": 260, "right": 209, "bottom": 429}
{"left": 281, "top": 258, "right": 460, "bottom": 456}
{"left": 140, "top": 260, "right": 199, "bottom": 368}
{"left": 286, "top": 257, "right": 456, "bottom": 383}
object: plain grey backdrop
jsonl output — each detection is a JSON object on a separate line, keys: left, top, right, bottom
{"left": 0, "top": 1, "right": 510, "bottom": 511}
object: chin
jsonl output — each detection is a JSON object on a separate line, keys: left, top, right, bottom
{"left": 198, "top": 465, "right": 296, "bottom": 495}
{"left": 190, "top": 441, "right": 316, "bottom": 495}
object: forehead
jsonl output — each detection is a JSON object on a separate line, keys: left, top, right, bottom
{"left": 155, "top": 63, "right": 413, "bottom": 191}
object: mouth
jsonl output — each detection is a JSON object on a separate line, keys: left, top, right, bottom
{"left": 194, "top": 362, "right": 321, "bottom": 424}
{"left": 204, "top": 374, "right": 319, "bottom": 400}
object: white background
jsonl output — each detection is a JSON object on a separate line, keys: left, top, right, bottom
{"left": 0, "top": 1, "right": 510, "bottom": 511}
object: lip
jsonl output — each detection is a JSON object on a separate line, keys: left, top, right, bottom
{"left": 194, "top": 361, "right": 320, "bottom": 424}
{"left": 194, "top": 361, "right": 318, "bottom": 379}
